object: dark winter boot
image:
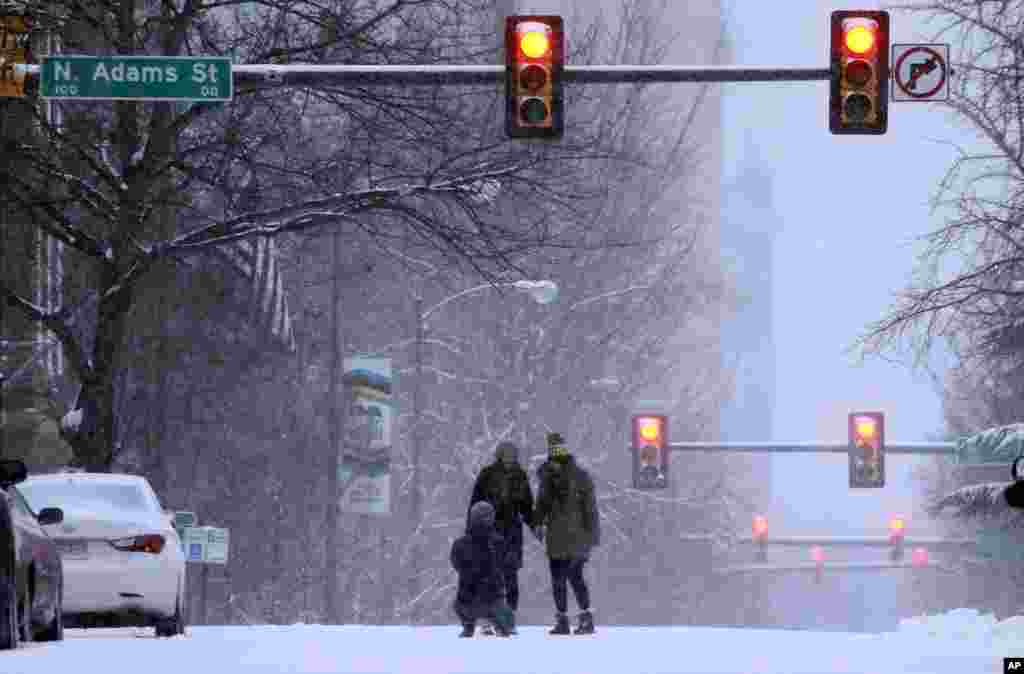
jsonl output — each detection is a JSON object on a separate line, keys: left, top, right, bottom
{"left": 459, "top": 622, "right": 475, "bottom": 638}
{"left": 574, "top": 610, "right": 595, "bottom": 635}
{"left": 507, "top": 614, "right": 517, "bottom": 635}
{"left": 549, "top": 612, "right": 571, "bottom": 635}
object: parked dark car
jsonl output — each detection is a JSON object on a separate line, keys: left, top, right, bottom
{"left": 0, "top": 460, "right": 64, "bottom": 649}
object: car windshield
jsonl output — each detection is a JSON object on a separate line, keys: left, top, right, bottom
{"left": 18, "top": 479, "right": 156, "bottom": 516}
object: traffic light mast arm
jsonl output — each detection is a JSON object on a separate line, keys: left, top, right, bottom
{"left": 666, "top": 441, "right": 955, "bottom": 455}
{"left": 18, "top": 63, "right": 834, "bottom": 87}
{"left": 736, "top": 535, "right": 974, "bottom": 548}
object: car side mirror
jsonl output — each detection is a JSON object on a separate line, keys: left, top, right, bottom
{"left": 0, "top": 459, "right": 27, "bottom": 488}
{"left": 37, "top": 507, "right": 64, "bottom": 526}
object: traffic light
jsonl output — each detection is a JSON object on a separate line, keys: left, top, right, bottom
{"left": 753, "top": 515, "right": 768, "bottom": 562}
{"left": 889, "top": 515, "right": 905, "bottom": 562}
{"left": 811, "top": 546, "right": 824, "bottom": 583}
{"left": 631, "top": 414, "right": 668, "bottom": 489}
{"left": 829, "top": 10, "right": 889, "bottom": 135}
{"left": 911, "top": 547, "right": 928, "bottom": 567}
{"left": 848, "top": 411, "right": 885, "bottom": 488}
{"left": 505, "top": 15, "right": 564, "bottom": 139}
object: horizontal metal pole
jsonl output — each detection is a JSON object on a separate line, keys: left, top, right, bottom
{"left": 737, "top": 536, "right": 975, "bottom": 548}
{"left": 670, "top": 441, "right": 957, "bottom": 455}
{"left": 17, "top": 63, "right": 833, "bottom": 86}
{"left": 716, "top": 561, "right": 953, "bottom": 576}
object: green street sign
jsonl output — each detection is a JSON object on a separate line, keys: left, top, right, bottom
{"left": 40, "top": 55, "right": 232, "bottom": 101}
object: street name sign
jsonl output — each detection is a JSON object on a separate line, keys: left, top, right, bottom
{"left": 40, "top": 55, "right": 232, "bottom": 101}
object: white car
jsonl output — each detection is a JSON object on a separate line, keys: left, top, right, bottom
{"left": 16, "top": 473, "right": 186, "bottom": 637}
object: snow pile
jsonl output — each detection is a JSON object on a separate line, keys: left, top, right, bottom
{"left": 891, "top": 607, "right": 1024, "bottom": 654}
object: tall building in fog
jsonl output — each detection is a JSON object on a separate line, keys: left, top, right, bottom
{"left": 718, "top": 126, "right": 778, "bottom": 516}
{"left": 720, "top": 131, "right": 778, "bottom": 444}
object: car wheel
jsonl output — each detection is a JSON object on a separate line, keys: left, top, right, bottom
{"left": 37, "top": 579, "right": 63, "bottom": 642}
{"left": 0, "top": 550, "right": 16, "bottom": 650}
{"left": 155, "top": 597, "right": 183, "bottom": 638}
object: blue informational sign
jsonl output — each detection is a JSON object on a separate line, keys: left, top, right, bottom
{"left": 189, "top": 543, "right": 204, "bottom": 561}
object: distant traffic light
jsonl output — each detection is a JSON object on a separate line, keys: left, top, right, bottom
{"left": 631, "top": 414, "right": 668, "bottom": 490}
{"left": 811, "top": 546, "right": 824, "bottom": 583}
{"left": 753, "top": 515, "right": 768, "bottom": 562}
{"left": 889, "top": 515, "right": 905, "bottom": 562}
{"left": 911, "top": 547, "right": 928, "bottom": 567}
{"left": 505, "top": 15, "right": 564, "bottom": 139}
{"left": 829, "top": 10, "right": 889, "bottom": 135}
{"left": 849, "top": 411, "right": 885, "bottom": 488}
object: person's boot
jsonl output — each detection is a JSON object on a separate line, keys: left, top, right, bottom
{"left": 549, "top": 612, "right": 571, "bottom": 635}
{"left": 459, "top": 622, "right": 475, "bottom": 638}
{"left": 508, "top": 613, "right": 517, "bottom": 635}
{"left": 574, "top": 609, "right": 595, "bottom": 635}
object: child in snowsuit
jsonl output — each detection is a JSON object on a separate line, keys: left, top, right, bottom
{"left": 450, "top": 501, "right": 515, "bottom": 637}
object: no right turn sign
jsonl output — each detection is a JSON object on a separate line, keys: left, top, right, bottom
{"left": 892, "top": 43, "right": 950, "bottom": 102}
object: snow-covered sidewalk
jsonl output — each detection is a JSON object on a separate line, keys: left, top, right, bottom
{"left": 0, "top": 609, "right": 1017, "bottom": 674}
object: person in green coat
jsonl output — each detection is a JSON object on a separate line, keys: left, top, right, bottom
{"left": 534, "top": 432, "right": 601, "bottom": 635}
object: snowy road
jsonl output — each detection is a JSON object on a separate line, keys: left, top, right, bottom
{"left": 0, "top": 618, "right": 1014, "bottom": 674}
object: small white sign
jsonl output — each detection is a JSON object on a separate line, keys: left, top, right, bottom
{"left": 205, "top": 527, "right": 230, "bottom": 565}
{"left": 892, "top": 43, "right": 949, "bottom": 102}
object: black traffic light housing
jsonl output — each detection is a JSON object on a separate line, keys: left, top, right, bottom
{"left": 505, "top": 15, "right": 564, "bottom": 139}
{"left": 849, "top": 411, "right": 885, "bottom": 488}
{"left": 631, "top": 414, "right": 668, "bottom": 490}
{"left": 829, "top": 10, "right": 889, "bottom": 135}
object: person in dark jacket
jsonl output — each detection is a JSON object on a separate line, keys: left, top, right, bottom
{"left": 467, "top": 440, "right": 535, "bottom": 634}
{"left": 450, "top": 501, "right": 514, "bottom": 638}
{"left": 534, "top": 432, "right": 601, "bottom": 635}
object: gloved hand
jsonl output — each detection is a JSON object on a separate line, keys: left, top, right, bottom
{"left": 531, "top": 525, "right": 545, "bottom": 542}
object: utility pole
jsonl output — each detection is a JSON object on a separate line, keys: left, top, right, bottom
{"left": 325, "top": 225, "right": 342, "bottom": 623}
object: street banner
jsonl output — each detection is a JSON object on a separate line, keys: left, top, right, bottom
{"left": 341, "top": 357, "right": 393, "bottom": 515}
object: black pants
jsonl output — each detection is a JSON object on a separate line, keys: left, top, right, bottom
{"left": 549, "top": 557, "right": 590, "bottom": 614}
{"left": 503, "top": 564, "right": 520, "bottom": 611}
{"left": 453, "top": 599, "right": 512, "bottom": 633}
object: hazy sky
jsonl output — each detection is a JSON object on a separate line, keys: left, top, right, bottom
{"left": 720, "top": 1, "right": 984, "bottom": 531}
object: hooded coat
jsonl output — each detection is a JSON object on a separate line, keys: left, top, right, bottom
{"left": 535, "top": 454, "right": 601, "bottom": 560}
{"left": 468, "top": 442, "right": 535, "bottom": 569}
{"left": 450, "top": 501, "right": 507, "bottom": 608}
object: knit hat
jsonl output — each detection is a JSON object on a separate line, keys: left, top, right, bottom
{"left": 468, "top": 500, "right": 496, "bottom": 529}
{"left": 495, "top": 441, "right": 520, "bottom": 465}
{"left": 547, "top": 432, "right": 569, "bottom": 460}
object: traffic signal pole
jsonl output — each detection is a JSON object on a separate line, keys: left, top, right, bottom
{"left": 17, "top": 63, "right": 833, "bottom": 87}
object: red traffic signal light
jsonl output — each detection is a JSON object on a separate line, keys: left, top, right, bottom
{"left": 506, "top": 16, "right": 564, "bottom": 139}
{"left": 829, "top": 11, "right": 889, "bottom": 135}
{"left": 752, "top": 515, "right": 768, "bottom": 539}
{"left": 632, "top": 414, "right": 668, "bottom": 489}
{"left": 849, "top": 411, "right": 885, "bottom": 488}
{"left": 811, "top": 545, "right": 824, "bottom": 564}
{"left": 911, "top": 547, "right": 928, "bottom": 566}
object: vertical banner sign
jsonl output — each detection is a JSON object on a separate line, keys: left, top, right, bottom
{"left": 341, "top": 357, "right": 393, "bottom": 515}
{"left": 0, "top": 15, "right": 30, "bottom": 98}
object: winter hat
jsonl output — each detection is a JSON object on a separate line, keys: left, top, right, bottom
{"left": 495, "top": 441, "right": 520, "bottom": 465}
{"left": 469, "top": 500, "right": 496, "bottom": 529}
{"left": 547, "top": 432, "right": 569, "bottom": 460}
